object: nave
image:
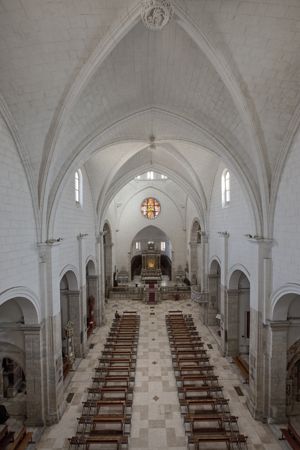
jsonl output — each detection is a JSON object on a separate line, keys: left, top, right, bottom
{"left": 37, "top": 300, "right": 282, "bottom": 450}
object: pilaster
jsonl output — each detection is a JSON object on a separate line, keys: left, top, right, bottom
{"left": 24, "top": 326, "right": 44, "bottom": 426}
{"left": 267, "top": 320, "right": 289, "bottom": 423}
{"left": 37, "top": 242, "right": 65, "bottom": 424}
{"left": 77, "top": 233, "right": 88, "bottom": 354}
{"left": 246, "top": 238, "right": 273, "bottom": 421}
{"left": 225, "top": 289, "right": 239, "bottom": 356}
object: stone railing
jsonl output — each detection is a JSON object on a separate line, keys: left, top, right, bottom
{"left": 160, "top": 285, "right": 190, "bottom": 301}
{"left": 109, "top": 287, "right": 144, "bottom": 300}
{"left": 191, "top": 286, "right": 209, "bottom": 304}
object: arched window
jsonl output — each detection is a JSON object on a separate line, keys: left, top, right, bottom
{"left": 222, "top": 169, "right": 230, "bottom": 207}
{"left": 75, "top": 169, "right": 83, "bottom": 205}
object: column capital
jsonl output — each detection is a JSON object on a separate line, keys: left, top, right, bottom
{"left": 37, "top": 241, "right": 62, "bottom": 262}
{"left": 218, "top": 231, "right": 229, "bottom": 238}
{"left": 77, "top": 233, "right": 88, "bottom": 240}
{"left": 267, "top": 319, "right": 290, "bottom": 331}
{"left": 226, "top": 288, "right": 239, "bottom": 297}
{"left": 208, "top": 274, "right": 219, "bottom": 280}
{"left": 87, "top": 274, "right": 99, "bottom": 280}
{"left": 246, "top": 237, "right": 273, "bottom": 246}
{"left": 62, "top": 290, "right": 80, "bottom": 297}
{"left": 22, "top": 325, "right": 41, "bottom": 334}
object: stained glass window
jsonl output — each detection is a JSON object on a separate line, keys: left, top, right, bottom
{"left": 141, "top": 197, "right": 161, "bottom": 220}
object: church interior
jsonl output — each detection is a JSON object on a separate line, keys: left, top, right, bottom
{"left": 1, "top": 0, "right": 300, "bottom": 449}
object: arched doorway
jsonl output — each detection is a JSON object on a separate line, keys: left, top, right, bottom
{"left": 60, "top": 270, "right": 82, "bottom": 377}
{"left": 0, "top": 295, "right": 43, "bottom": 426}
{"left": 103, "top": 223, "right": 113, "bottom": 297}
{"left": 227, "top": 270, "right": 250, "bottom": 362}
{"left": 268, "top": 290, "right": 300, "bottom": 422}
{"left": 2, "top": 358, "right": 25, "bottom": 399}
{"left": 287, "top": 339, "right": 300, "bottom": 416}
{"left": 86, "top": 260, "right": 97, "bottom": 338}
{"left": 285, "top": 295, "right": 300, "bottom": 417}
{"left": 190, "top": 220, "right": 201, "bottom": 286}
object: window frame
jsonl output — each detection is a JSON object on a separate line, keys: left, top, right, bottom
{"left": 221, "top": 169, "right": 230, "bottom": 208}
{"left": 75, "top": 169, "right": 83, "bottom": 206}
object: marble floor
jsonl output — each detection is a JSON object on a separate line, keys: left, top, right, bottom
{"left": 36, "top": 299, "right": 286, "bottom": 450}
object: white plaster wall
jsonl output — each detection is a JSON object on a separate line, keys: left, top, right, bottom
{"left": 113, "top": 189, "right": 186, "bottom": 273}
{"left": 273, "top": 133, "right": 300, "bottom": 294}
{"left": 186, "top": 198, "right": 202, "bottom": 241}
{"left": 53, "top": 167, "right": 96, "bottom": 280}
{"left": 0, "top": 116, "right": 39, "bottom": 300}
{"left": 208, "top": 164, "right": 256, "bottom": 285}
{"left": 104, "top": 202, "right": 118, "bottom": 272}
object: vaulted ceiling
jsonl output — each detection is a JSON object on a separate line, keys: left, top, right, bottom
{"left": 1, "top": 0, "right": 300, "bottom": 237}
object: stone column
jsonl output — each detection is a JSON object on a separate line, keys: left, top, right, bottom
{"left": 225, "top": 289, "right": 239, "bottom": 356}
{"left": 267, "top": 320, "right": 289, "bottom": 423}
{"left": 171, "top": 251, "right": 175, "bottom": 282}
{"left": 96, "top": 233, "right": 105, "bottom": 326}
{"left": 67, "top": 290, "right": 83, "bottom": 358}
{"left": 77, "top": 234, "right": 88, "bottom": 354}
{"left": 246, "top": 238, "right": 273, "bottom": 421}
{"left": 38, "top": 242, "right": 65, "bottom": 424}
{"left": 189, "top": 241, "right": 198, "bottom": 285}
{"left": 23, "top": 326, "right": 44, "bottom": 426}
{"left": 207, "top": 274, "right": 219, "bottom": 326}
{"left": 128, "top": 252, "right": 132, "bottom": 281}
{"left": 0, "top": 357, "right": 4, "bottom": 399}
{"left": 218, "top": 232, "right": 229, "bottom": 353}
{"left": 104, "top": 242, "right": 113, "bottom": 291}
{"left": 87, "top": 275, "right": 99, "bottom": 322}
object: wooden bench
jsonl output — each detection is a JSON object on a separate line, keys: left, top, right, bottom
{"left": 81, "top": 400, "right": 129, "bottom": 414}
{"left": 173, "top": 351, "right": 207, "bottom": 360}
{"left": 101, "top": 354, "right": 136, "bottom": 362}
{"left": 184, "top": 414, "right": 230, "bottom": 434}
{"left": 178, "top": 386, "right": 224, "bottom": 401}
{"left": 188, "top": 433, "right": 247, "bottom": 450}
{"left": 6, "top": 426, "right": 32, "bottom": 450}
{"left": 280, "top": 422, "right": 300, "bottom": 450}
{"left": 86, "top": 388, "right": 133, "bottom": 402}
{"left": 69, "top": 434, "right": 128, "bottom": 450}
{"left": 98, "top": 358, "right": 135, "bottom": 366}
{"left": 101, "top": 350, "right": 137, "bottom": 357}
{"left": 172, "top": 356, "right": 209, "bottom": 369}
{"left": 172, "top": 351, "right": 208, "bottom": 360}
{"left": 173, "top": 361, "right": 212, "bottom": 368}
{"left": 104, "top": 343, "right": 137, "bottom": 349}
{"left": 177, "top": 374, "right": 219, "bottom": 387}
{"left": 175, "top": 366, "right": 215, "bottom": 377}
{"left": 181, "top": 399, "right": 230, "bottom": 417}
{"left": 93, "top": 375, "right": 134, "bottom": 384}
{"left": 170, "top": 343, "right": 204, "bottom": 350}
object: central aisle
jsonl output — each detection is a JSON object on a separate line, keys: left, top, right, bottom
{"left": 129, "top": 303, "right": 186, "bottom": 450}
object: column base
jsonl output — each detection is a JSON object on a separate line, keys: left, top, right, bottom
{"left": 247, "top": 398, "right": 264, "bottom": 421}
{"left": 25, "top": 417, "right": 44, "bottom": 427}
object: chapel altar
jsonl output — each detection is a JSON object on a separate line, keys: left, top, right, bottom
{"left": 141, "top": 242, "right": 162, "bottom": 283}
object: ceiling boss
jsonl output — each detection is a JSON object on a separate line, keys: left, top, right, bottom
{"left": 141, "top": 0, "right": 174, "bottom": 31}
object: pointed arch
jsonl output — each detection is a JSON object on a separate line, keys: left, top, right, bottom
{"left": 39, "top": 3, "right": 268, "bottom": 238}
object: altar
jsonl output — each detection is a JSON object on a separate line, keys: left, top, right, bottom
{"left": 141, "top": 243, "right": 162, "bottom": 283}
